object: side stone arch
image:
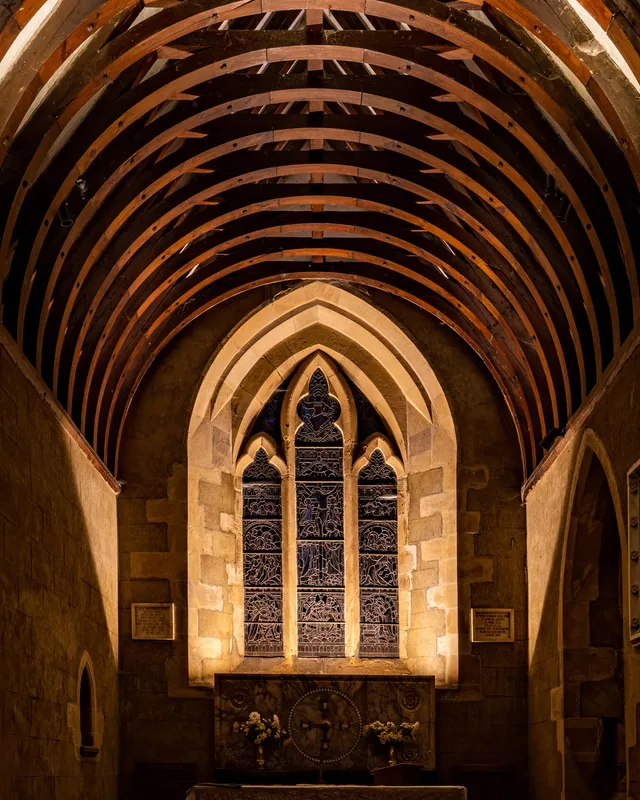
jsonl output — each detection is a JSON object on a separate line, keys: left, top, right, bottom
{"left": 558, "top": 430, "right": 630, "bottom": 798}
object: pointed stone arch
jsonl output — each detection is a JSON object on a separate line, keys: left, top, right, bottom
{"left": 67, "top": 650, "right": 104, "bottom": 760}
{"left": 559, "top": 431, "right": 629, "bottom": 799}
{"left": 187, "top": 282, "right": 459, "bottom": 686}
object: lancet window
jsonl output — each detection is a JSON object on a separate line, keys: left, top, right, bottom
{"left": 242, "top": 449, "right": 284, "bottom": 656}
{"left": 358, "top": 450, "right": 399, "bottom": 658}
{"left": 241, "top": 364, "right": 401, "bottom": 661}
{"left": 295, "top": 369, "right": 346, "bottom": 657}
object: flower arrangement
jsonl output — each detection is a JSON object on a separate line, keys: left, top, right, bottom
{"left": 233, "top": 711, "right": 286, "bottom": 768}
{"left": 363, "top": 720, "right": 420, "bottom": 766}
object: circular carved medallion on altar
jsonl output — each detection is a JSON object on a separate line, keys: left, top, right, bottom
{"left": 229, "top": 688, "right": 250, "bottom": 709}
{"left": 400, "top": 689, "right": 421, "bottom": 711}
{"left": 288, "top": 688, "right": 362, "bottom": 764}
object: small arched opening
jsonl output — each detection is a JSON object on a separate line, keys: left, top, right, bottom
{"left": 78, "top": 660, "right": 100, "bottom": 759}
{"left": 80, "top": 667, "right": 96, "bottom": 755}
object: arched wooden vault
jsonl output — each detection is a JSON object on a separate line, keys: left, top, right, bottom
{"left": 0, "top": 0, "right": 639, "bottom": 477}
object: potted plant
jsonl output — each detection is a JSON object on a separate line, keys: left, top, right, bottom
{"left": 233, "top": 711, "right": 286, "bottom": 768}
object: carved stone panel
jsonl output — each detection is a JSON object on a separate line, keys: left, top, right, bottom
{"left": 213, "top": 674, "right": 436, "bottom": 773}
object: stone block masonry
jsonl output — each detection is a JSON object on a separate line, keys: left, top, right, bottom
{"left": 0, "top": 330, "right": 119, "bottom": 799}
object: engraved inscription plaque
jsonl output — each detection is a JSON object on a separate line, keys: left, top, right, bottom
{"left": 131, "top": 603, "right": 175, "bottom": 640}
{"left": 471, "top": 608, "right": 514, "bottom": 643}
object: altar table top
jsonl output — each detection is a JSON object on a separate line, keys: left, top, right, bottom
{"left": 187, "top": 785, "right": 466, "bottom": 800}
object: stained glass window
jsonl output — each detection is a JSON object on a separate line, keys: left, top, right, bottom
{"left": 242, "top": 449, "right": 284, "bottom": 656}
{"left": 295, "top": 369, "right": 346, "bottom": 657}
{"left": 358, "top": 449, "right": 399, "bottom": 657}
{"left": 242, "top": 368, "right": 401, "bottom": 661}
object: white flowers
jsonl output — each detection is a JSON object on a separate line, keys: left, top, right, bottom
{"left": 233, "top": 711, "right": 286, "bottom": 745}
{"left": 363, "top": 720, "right": 420, "bottom": 745}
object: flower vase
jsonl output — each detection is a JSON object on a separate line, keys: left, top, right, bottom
{"left": 256, "top": 743, "right": 265, "bottom": 769}
{"left": 388, "top": 744, "right": 397, "bottom": 766}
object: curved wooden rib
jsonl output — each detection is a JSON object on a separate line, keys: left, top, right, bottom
{"left": 12, "top": 38, "right": 631, "bottom": 355}
{"left": 106, "top": 268, "right": 532, "bottom": 478}
{"left": 0, "top": 0, "right": 637, "bottom": 479}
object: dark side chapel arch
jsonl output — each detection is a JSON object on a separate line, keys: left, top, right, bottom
{"left": 562, "top": 447, "right": 626, "bottom": 799}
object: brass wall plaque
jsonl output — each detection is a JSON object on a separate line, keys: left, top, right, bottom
{"left": 131, "top": 603, "right": 175, "bottom": 641}
{"left": 471, "top": 608, "right": 514, "bottom": 643}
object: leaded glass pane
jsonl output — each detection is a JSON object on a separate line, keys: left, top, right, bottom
{"left": 358, "top": 450, "right": 396, "bottom": 483}
{"left": 243, "top": 520, "right": 282, "bottom": 552}
{"left": 359, "top": 520, "right": 398, "bottom": 553}
{"left": 360, "top": 590, "right": 399, "bottom": 624}
{"left": 245, "top": 589, "right": 283, "bottom": 622}
{"left": 295, "top": 447, "right": 343, "bottom": 480}
{"left": 245, "top": 623, "right": 284, "bottom": 656}
{"left": 244, "top": 553, "right": 283, "bottom": 587}
{"left": 295, "top": 369, "right": 345, "bottom": 657}
{"left": 297, "top": 541, "right": 344, "bottom": 587}
{"left": 298, "top": 623, "right": 345, "bottom": 657}
{"left": 242, "top": 448, "right": 283, "bottom": 656}
{"left": 358, "top": 448, "right": 399, "bottom": 658}
{"left": 243, "top": 484, "right": 282, "bottom": 519}
{"left": 359, "top": 554, "right": 398, "bottom": 588}
{"left": 359, "top": 624, "right": 399, "bottom": 658}
{"left": 358, "top": 485, "right": 397, "bottom": 519}
{"left": 295, "top": 370, "right": 342, "bottom": 445}
{"left": 296, "top": 483, "right": 344, "bottom": 539}
{"left": 298, "top": 591, "right": 345, "bottom": 622}
{"left": 243, "top": 448, "right": 281, "bottom": 483}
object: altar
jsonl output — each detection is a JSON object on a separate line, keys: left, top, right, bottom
{"left": 214, "top": 674, "right": 436, "bottom": 777}
{"left": 187, "top": 787, "right": 466, "bottom": 800}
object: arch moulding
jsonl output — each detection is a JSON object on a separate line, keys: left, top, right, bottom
{"left": 187, "top": 281, "right": 458, "bottom": 687}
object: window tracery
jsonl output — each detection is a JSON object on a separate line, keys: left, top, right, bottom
{"left": 241, "top": 368, "right": 401, "bottom": 661}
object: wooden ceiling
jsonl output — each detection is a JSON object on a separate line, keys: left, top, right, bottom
{"left": 0, "top": 0, "right": 639, "bottom": 476}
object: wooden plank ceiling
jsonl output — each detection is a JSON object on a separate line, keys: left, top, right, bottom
{"left": 0, "top": 0, "right": 639, "bottom": 476}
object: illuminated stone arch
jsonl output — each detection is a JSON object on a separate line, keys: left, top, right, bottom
{"left": 187, "top": 282, "right": 459, "bottom": 686}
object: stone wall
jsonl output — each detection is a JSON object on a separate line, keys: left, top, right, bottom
{"left": 369, "top": 290, "right": 528, "bottom": 795}
{"left": 525, "top": 332, "right": 640, "bottom": 800}
{"left": 116, "top": 282, "right": 527, "bottom": 796}
{"left": 117, "top": 290, "right": 265, "bottom": 798}
{"left": 0, "top": 329, "right": 119, "bottom": 798}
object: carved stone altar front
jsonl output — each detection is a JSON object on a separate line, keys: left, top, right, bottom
{"left": 188, "top": 787, "right": 465, "bottom": 800}
{"left": 214, "top": 675, "right": 435, "bottom": 774}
